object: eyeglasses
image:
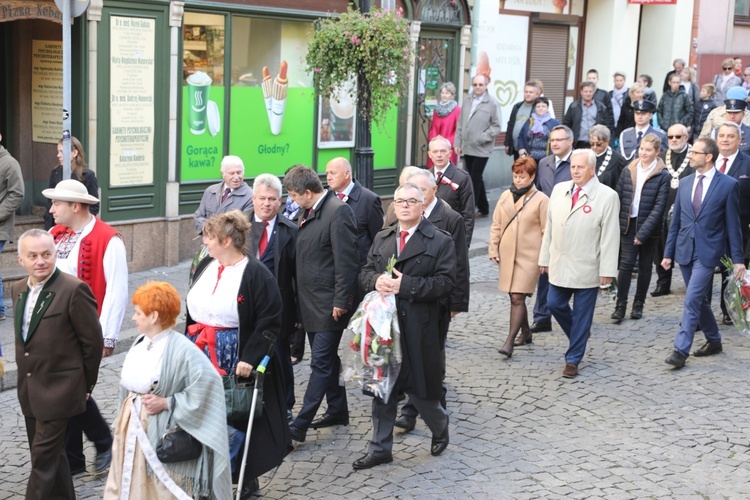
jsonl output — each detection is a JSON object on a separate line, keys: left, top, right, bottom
{"left": 687, "top": 150, "right": 707, "bottom": 155}
{"left": 393, "top": 198, "right": 421, "bottom": 207}
{"left": 744, "top": 73, "right": 750, "bottom": 77}
{"left": 667, "top": 135, "right": 684, "bottom": 139}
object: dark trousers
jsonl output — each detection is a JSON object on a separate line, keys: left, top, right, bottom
{"left": 25, "top": 416, "right": 75, "bottom": 500}
{"left": 675, "top": 258, "right": 720, "bottom": 356}
{"left": 653, "top": 219, "right": 672, "bottom": 291}
{"left": 532, "top": 272, "right": 551, "bottom": 324}
{"left": 292, "top": 330, "right": 348, "bottom": 430}
{"left": 275, "top": 332, "right": 295, "bottom": 410}
{"left": 547, "top": 285, "right": 598, "bottom": 365}
{"left": 289, "top": 325, "right": 306, "bottom": 360}
{"left": 64, "top": 397, "right": 112, "bottom": 470}
{"left": 617, "top": 220, "right": 659, "bottom": 305}
{"left": 463, "top": 155, "right": 490, "bottom": 215}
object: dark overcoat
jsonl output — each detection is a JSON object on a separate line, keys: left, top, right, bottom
{"left": 345, "top": 180, "right": 384, "bottom": 269}
{"left": 359, "top": 219, "right": 455, "bottom": 400}
{"left": 430, "top": 162, "right": 476, "bottom": 245}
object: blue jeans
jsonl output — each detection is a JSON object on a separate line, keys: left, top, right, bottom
{"left": 675, "top": 258, "right": 720, "bottom": 356}
{"left": 547, "top": 284, "right": 598, "bottom": 365}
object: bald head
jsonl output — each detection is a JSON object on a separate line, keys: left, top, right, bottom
{"left": 325, "top": 157, "right": 353, "bottom": 192}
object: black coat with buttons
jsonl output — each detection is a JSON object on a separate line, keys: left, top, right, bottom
{"left": 615, "top": 157, "right": 670, "bottom": 241}
{"left": 359, "top": 218, "right": 455, "bottom": 400}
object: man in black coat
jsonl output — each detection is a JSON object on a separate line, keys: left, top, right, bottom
{"left": 587, "top": 69, "right": 614, "bottom": 120}
{"left": 504, "top": 81, "right": 542, "bottom": 160}
{"left": 428, "top": 135, "right": 476, "bottom": 242}
{"left": 713, "top": 122, "right": 750, "bottom": 324}
{"left": 244, "top": 174, "right": 299, "bottom": 420}
{"left": 325, "top": 157, "right": 384, "bottom": 269}
{"left": 353, "top": 183, "right": 455, "bottom": 470}
{"left": 282, "top": 165, "right": 359, "bottom": 443}
{"left": 563, "top": 81, "right": 614, "bottom": 147}
{"left": 653, "top": 124, "right": 693, "bottom": 297}
{"left": 589, "top": 124, "right": 627, "bottom": 190}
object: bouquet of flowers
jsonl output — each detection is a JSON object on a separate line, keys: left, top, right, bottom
{"left": 341, "top": 256, "right": 402, "bottom": 402}
{"left": 721, "top": 255, "right": 750, "bottom": 335}
{"left": 598, "top": 277, "right": 618, "bottom": 304}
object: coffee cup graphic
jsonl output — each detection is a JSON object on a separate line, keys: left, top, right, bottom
{"left": 187, "top": 71, "right": 212, "bottom": 135}
{"left": 329, "top": 82, "right": 355, "bottom": 141}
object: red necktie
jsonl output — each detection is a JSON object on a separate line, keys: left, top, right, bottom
{"left": 571, "top": 186, "right": 581, "bottom": 208}
{"left": 258, "top": 220, "right": 269, "bottom": 257}
{"left": 221, "top": 187, "right": 231, "bottom": 203}
{"left": 720, "top": 157, "right": 728, "bottom": 174}
{"left": 212, "top": 265, "right": 225, "bottom": 294}
{"left": 399, "top": 230, "right": 409, "bottom": 253}
{"left": 436, "top": 171, "right": 443, "bottom": 184}
{"left": 337, "top": 192, "right": 346, "bottom": 200}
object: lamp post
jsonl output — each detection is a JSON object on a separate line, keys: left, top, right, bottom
{"left": 354, "top": 0, "right": 374, "bottom": 190}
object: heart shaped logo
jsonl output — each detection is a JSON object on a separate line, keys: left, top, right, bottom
{"left": 494, "top": 80, "right": 518, "bottom": 107}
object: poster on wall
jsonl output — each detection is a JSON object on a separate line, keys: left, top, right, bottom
{"left": 318, "top": 78, "right": 357, "bottom": 149}
{"left": 472, "top": 4, "right": 529, "bottom": 132}
{"left": 31, "top": 40, "right": 63, "bottom": 143}
{"left": 499, "top": 0, "right": 582, "bottom": 15}
{"left": 109, "top": 16, "right": 155, "bottom": 186}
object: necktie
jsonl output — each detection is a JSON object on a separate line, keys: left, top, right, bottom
{"left": 399, "top": 230, "right": 409, "bottom": 253}
{"left": 720, "top": 157, "right": 728, "bottom": 174}
{"left": 436, "top": 171, "right": 443, "bottom": 184}
{"left": 258, "top": 220, "right": 269, "bottom": 257}
{"left": 636, "top": 131, "right": 643, "bottom": 147}
{"left": 692, "top": 174, "right": 705, "bottom": 215}
{"left": 337, "top": 192, "right": 346, "bottom": 200}
{"left": 221, "top": 187, "right": 231, "bottom": 203}
{"left": 571, "top": 186, "right": 580, "bottom": 208}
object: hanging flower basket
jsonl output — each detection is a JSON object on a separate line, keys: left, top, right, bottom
{"left": 306, "top": 7, "right": 413, "bottom": 127}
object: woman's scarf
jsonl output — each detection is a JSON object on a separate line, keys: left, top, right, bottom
{"left": 510, "top": 183, "right": 533, "bottom": 203}
{"left": 611, "top": 86, "right": 628, "bottom": 123}
{"left": 434, "top": 99, "right": 458, "bottom": 117}
{"left": 529, "top": 112, "right": 552, "bottom": 135}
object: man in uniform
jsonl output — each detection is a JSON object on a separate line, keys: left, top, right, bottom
{"left": 711, "top": 98, "right": 750, "bottom": 155}
{"left": 618, "top": 100, "right": 667, "bottom": 161}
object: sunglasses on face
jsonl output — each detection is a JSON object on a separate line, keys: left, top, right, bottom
{"left": 667, "top": 135, "right": 684, "bottom": 139}
{"left": 724, "top": 67, "right": 734, "bottom": 70}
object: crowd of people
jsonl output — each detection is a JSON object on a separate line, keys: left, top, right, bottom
{"left": 4, "top": 57, "right": 750, "bottom": 498}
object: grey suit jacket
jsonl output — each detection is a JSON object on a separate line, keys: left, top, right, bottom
{"left": 193, "top": 181, "right": 254, "bottom": 233}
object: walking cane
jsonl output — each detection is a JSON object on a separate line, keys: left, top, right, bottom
{"left": 236, "top": 331, "right": 276, "bottom": 500}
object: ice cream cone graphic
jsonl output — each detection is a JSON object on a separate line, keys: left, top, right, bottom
{"left": 262, "top": 66, "right": 273, "bottom": 127}
{"left": 552, "top": 0, "right": 567, "bottom": 13}
{"left": 499, "top": 0, "right": 506, "bottom": 10}
{"left": 270, "top": 61, "right": 288, "bottom": 136}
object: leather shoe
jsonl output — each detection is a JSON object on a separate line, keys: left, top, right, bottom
{"left": 723, "top": 314, "right": 733, "bottom": 326}
{"left": 239, "top": 477, "right": 259, "bottom": 499}
{"left": 562, "top": 363, "right": 578, "bottom": 378}
{"left": 650, "top": 287, "right": 671, "bottom": 297}
{"left": 431, "top": 428, "right": 449, "bottom": 456}
{"left": 693, "top": 341, "right": 722, "bottom": 357}
{"left": 311, "top": 413, "right": 349, "bottom": 429}
{"left": 394, "top": 415, "right": 416, "bottom": 432}
{"left": 529, "top": 321, "right": 551, "bottom": 333}
{"left": 630, "top": 302, "right": 644, "bottom": 320}
{"left": 352, "top": 453, "right": 393, "bottom": 470}
{"left": 289, "top": 424, "right": 306, "bottom": 442}
{"left": 94, "top": 448, "right": 112, "bottom": 474}
{"left": 665, "top": 350, "right": 687, "bottom": 368}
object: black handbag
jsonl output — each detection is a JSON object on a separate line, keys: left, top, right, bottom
{"left": 223, "top": 375, "right": 263, "bottom": 421}
{"left": 156, "top": 426, "right": 202, "bottom": 463}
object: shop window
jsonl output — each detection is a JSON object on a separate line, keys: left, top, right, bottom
{"left": 736, "top": 0, "right": 750, "bottom": 25}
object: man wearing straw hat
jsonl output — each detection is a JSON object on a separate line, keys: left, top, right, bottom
{"left": 43, "top": 179, "right": 129, "bottom": 476}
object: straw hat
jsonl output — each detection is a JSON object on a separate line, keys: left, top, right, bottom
{"left": 42, "top": 179, "right": 99, "bottom": 204}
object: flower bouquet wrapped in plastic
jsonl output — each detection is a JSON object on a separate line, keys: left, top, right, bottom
{"left": 721, "top": 255, "right": 750, "bottom": 336}
{"left": 341, "top": 256, "right": 402, "bottom": 402}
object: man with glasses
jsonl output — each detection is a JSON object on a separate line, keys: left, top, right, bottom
{"left": 618, "top": 100, "right": 667, "bottom": 161}
{"left": 652, "top": 124, "right": 693, "bottom": 297}
{"left": 530, "top": 125, "right": 575, "bottom": 333}
{"left": 455, "top": 74, "right": 502, "bottom": 218}
{"left": 354, "top": 183, "right": 454, "bottom": 469}
{"left": 589, "top": 124, "right": 627, "bottom": 190}
{"left": 429, "top": 135, "right": 476, "bottom": 244}
{"left": 663, "top": 138, "right": 745, "bottom": 368}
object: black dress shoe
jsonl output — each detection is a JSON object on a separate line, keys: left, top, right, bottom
{"left": 611, "top": 303, "right": 626, "bottom": 322}
{"left": 352, "top": 453, "right": 393, "bottom": 470}
{"left": 394, "top": 415, "right": 416, "bottom": 432}
{"left": 651, "top": 287, "right": 671, "bottom": 297}
{"left": 311, "top": 413, "right": 349, "bottom": 429}
{"left": 431, "top": 428, "right": 449, "bottom": 456}
{"left": 239, "top": 477, "right": 259, "bottom": 499}
{"left": 665, "top": 350, "right": 687, "bottom": 368}
{"left": 529, "top": 322, "right": 551, "bottom": 333}
{"left": 630, "top": 302, "right": 643, "bottom": 320}
{"left": 289, "top": 424, "right": 306, "bottom": 442}
{"left": 693, "top": 341, "right": 722, "bottom": 357}
{"left": 723, "top": 314, "right": 734, "bottom": 326}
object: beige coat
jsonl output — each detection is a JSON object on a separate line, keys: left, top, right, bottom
{"left": 539, "top": 176, "right": 620, "bottom": 288}
{"left": 489, "top": 186, "right": 549, "bottom": 293}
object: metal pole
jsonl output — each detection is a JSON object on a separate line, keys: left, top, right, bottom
{"left": 62, "top": 0, "right": 72, "bottom": 180}
{"left": 354, "top": 0, "right": 374, "bottom": 190}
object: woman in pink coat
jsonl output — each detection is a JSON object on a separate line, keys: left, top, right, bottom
{"left": 489, "top": 156, "right": 549, "bottom": 358}
{"left": 427, "top": 82, "right": 460, "bottom": 167}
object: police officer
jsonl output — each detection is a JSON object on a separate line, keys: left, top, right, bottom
{"left": 712, "top": 98, "right": 750, "bottom": 155}
{"left": 618, "top": 100, "right": 667, "bottom": 161}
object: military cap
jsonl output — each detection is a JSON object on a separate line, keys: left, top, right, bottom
{"left": 724, "top": 99, "right": 747, "bottom": 112}
{"left": 632, "top": 100, "right": 656, "bottom": 113}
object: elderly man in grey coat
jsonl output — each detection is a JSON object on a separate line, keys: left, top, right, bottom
{"left": 0, "top": 132, "right": 25, "bottom": 320}
{"left": 454, "top": 75, "right": 502, "bottom": 217}
{"left": 193, "top": 155, "right": 253, "bottom": 234}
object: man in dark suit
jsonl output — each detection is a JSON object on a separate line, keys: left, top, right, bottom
{"left": 244, "top": 174, "right": 298, "bottom": 421}
{"left": 394, "top": 169, "right": 469, "bottom": 432}
{"left": 13, "top": 229, "right": 103, "bottom": 499}
{"left": 589, "top": 124, "right": 627, "bottom": 190}
{"left": 618, "top": 100, "right": 667, "bottom": 161}
{"left": 283, "top": 165, "right": 359, "bottom": 442}
{"left": 353, "top": 183, "right": 455, "bottom": 469}
{"left": 662, "top": 138, "right": 746, "bottom": 368}
{"left": 652, "top": 124, "right": 694, "bottom": 297}
{"left": 325, "top": 157, "right": 384, "bottom": 269}
{"left": 712, "top": 122, "right": 750, "bottom": 325}
{"left": 428, "top": 135, "right": 475, "bottom": 243}
{"left": 530, "top": 125, "right": 574, "bottom": 333}
{"left": 563, "top": 81, "right": 614, "bottom": 148}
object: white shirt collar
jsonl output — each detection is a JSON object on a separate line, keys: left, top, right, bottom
{"left": 424, "top": 197, "right": 439, "bottom": 218}
{"left": 337, "top": 181, "right": 354, "bottom": 198}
